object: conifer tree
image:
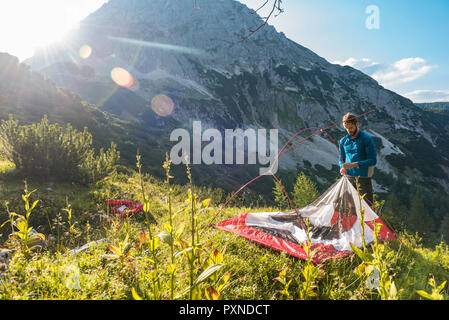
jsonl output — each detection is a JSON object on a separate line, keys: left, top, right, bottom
{"left": 383, "top": 192, "right": 407, "bottom": 229}
{"left": 292, "top": 172, "right": 319, "bottom": 208}
{"left": 438, "top": 214, "right": 449, "bottom": 244}
{"left": 408, "top": 193, "right": 434, "bottom": 236}
{"left": 272, "top": 179, "right": 289, "bottom": 210}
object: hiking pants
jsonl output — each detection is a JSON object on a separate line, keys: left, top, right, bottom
{"left": 347, "top": 176, "right": 374, "bottom": 206}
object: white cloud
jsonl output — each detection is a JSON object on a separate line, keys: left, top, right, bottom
{"left": 371, "top": 57, "right": 436, "bottom": 87}
{"left": 402, "top": 89, "right": 449, "bottom": 103}
{"left": 332, "top": 57, "right": 379, "bottom": 69}
{"left": 333, "top": 56, "right": 445, "bottom": 103}
{"left": 333, "top": 56, "right": 437, "bottom": 89}
{"left": 332, "top": 57, "right": 385, "bottom": 79}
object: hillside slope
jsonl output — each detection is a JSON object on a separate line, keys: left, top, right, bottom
{"left": 0, "top": 52, "right": 169, "bottom": 174}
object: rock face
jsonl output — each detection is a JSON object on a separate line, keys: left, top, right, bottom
{"left": 25, "top": 0, "right": 449, "bottom": 192}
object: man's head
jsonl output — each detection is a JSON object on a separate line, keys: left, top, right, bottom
{"left": 342, "top": 112, "right": 359, "bottom": 138}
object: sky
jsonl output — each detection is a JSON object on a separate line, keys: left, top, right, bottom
{"left": 0, "top": 0, "right": 448, "bottom": 103}
{"left": 0, "top": 0, "right": 106, "bottom": 60}
{"left": 240, "top": 0, "right": 449, "bottom": 103}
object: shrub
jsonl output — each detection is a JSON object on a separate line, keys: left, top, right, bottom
{"left": 83, "top": 142, "right": 120, "bottom": 182}
{"left": 0, "top": 115, "right": 119, "bottom": 182}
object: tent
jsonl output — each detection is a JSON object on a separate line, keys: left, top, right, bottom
{"left": 215, "top": 175, "right": 396, "bottom": 263}
{"left": 105, "top": 199, "right": 143, "bottom": 219}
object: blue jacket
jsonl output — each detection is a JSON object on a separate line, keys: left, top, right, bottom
{"left": 339, "top": 129, "right": 377, "bottom": 177}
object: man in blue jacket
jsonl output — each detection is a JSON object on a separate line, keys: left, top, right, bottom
{"left": 339, "top": 112, "right": 377, "bottom": 205}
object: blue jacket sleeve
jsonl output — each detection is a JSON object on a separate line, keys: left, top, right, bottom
{"left": 357, "top": 135, "right": 377, "bottom": 168}
{"left": 339, "top": 139, "right": 346, "bottom": 168}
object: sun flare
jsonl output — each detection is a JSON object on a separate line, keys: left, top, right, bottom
{"left": 0, "top": 0, "right": 107, "bottom": 61}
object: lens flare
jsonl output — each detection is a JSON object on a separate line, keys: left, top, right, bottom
{"left": 108, "top": 36, "right": 205, "bottom": 56}
{"left": 128, "top": 78, "right": 140, "bottom": 91}
{"left": 65, "top": 51, "right": 82, "bottom": 69}
{"left": 111, "top": 67, "right": 134, "bottom": 88}
{"left": 79, "top": 45, "right": 92, "bottom": 59}
{"left": 151, "top": 94, "right": 175, "bottom": 117}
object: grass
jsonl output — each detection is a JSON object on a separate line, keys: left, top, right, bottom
{"left": 0, "top": 159, "right": 15, "bottom": 175}
{"left": 1, "top": 159, "right": 449, "bottom": 300}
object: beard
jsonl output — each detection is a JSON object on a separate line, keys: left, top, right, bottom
{"left": 348, "top": 127, "right": 358, "bottom": 138}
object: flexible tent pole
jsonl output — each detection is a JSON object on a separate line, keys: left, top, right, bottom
{"left": 208, "top": 110, "right": 390, "bottom": 229}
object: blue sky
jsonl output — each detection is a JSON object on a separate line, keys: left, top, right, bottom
{"left": 0, "top": 0, "right": 447, "bottom": 102}
{"left": 240, "top": 0, "right": 449, "bottom": 102}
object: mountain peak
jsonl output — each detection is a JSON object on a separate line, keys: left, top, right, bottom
{"left": 0, "top": 52, "right": 20, "bottom": 66}
{"left": 72, "top": 0, "right": 325, "bottom": 71}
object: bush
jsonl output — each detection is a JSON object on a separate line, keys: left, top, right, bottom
{"left": 83, "top": 142, "right": 120, "bottom": 182}
{"left": 0, "top": 115, "right": 119, "bottom": 182}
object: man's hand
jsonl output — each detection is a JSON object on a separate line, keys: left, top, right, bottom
{"left": 342, "top": 162, "right": 358, "bottom": 170}
{"left": 340, "top": 167, "right": 347, "bottom": 175}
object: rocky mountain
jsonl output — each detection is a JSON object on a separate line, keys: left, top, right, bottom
{"left": 417, "top": 102, "right": 449, "bottom": 112}
{"left": 0, "top": 52, "right": 111, "bottom": 137}
{"left": 24, "top": 0, "right": 449, "bottom": 194}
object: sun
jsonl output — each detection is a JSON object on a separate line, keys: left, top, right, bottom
{"left": 0, "top": 0, "right": 107, "bottom": 61}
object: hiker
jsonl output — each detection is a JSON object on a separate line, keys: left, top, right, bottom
{"left": 338, "top": 112, "right": 377, "bottom": 206}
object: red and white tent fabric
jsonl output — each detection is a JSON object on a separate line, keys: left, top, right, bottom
{"left": 105, "top": 199, "right": 143, "bottom": 219}
{"left": 215, "top": 176, "right": 396, "bottom": 263}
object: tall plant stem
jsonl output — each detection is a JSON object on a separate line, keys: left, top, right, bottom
{"left": 186, "top": 160, "right": 196, "bottom": 299}
{"left": 163, "top": 153, "right": 175, "bottom": 299}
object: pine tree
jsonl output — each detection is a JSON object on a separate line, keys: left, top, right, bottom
{"left": 383, "top": 192, "right": 407, "bottom": 229}
{"left": 292, "top": 172, "right": 319, "bottom": 208}
{"left": 438, "top": 214, "right": 449, "bottom": 244}
{"left": 408, "top": 192, "right": 434, "bottom": 236}
{"left": 272, "top": 179, "right": 289, "bottom": 210}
